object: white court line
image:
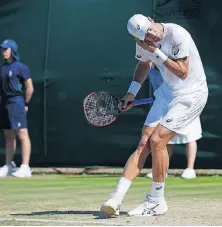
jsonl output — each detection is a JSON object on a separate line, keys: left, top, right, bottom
{"left": 0, "top": 217, "right": 133, "bottom": 226}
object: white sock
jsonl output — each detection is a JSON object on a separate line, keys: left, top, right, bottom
{"left": 150, "top": 181, "right": 165, "bottom": 200}
{"left": 112, "top": 177, "right": 132, "bottom": 203}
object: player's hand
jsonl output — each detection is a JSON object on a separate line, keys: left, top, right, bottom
{"left": 119, "top": 93, "right": 135, "bottom": 111}
{"left": 136, "top": 38, "right": 156, "bottom": 53}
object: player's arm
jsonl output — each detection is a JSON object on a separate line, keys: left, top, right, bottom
{"left": 127, "top": 44, "right": 152, "bottom": 97}
{"left": 163, "top": 56, "right": 189, "bottom": 80}
{"left": 133, "top": 60, "right": 152, "bottom": 85}
{"left": 138, "top": 31, "right": 190, "bottom": 80}
{"left": 156, "top": 31, "right": 190, "bottom": 80}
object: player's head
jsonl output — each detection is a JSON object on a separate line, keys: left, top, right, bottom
{"left": 0, "top": 39, "right": 19, "bottom": 61}
{"left": 127, "top": 14, "right": 162, "bottom": 42}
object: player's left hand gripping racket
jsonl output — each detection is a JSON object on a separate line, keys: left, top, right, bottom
{"left": 83, "top": 91, "right": 153, "bottom": 127}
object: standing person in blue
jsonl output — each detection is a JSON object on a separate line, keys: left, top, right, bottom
{"left": 0, "top": 39, "right": 34, "bottom": 178}
{"left": 146, "top": 64, "right": 201, "bottom": 179}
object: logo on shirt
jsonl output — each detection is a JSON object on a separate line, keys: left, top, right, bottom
{"left": 166, "top": 118, "right": 172, "bottom": 123}
{"left": 136, "top": 24, "right": 140, "bottom": 30}
{"left": 8, "top": 70, "right": 12, "bottom": 77}
{"left": 173, "top": 49, "right": 179, "bottom": 56}
{"left": 136, "top": 55, "right": 142, "bottom": 59}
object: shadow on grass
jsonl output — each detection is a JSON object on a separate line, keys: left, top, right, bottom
{"left": 11, "top": 210, "right": 128, "bottom": 219}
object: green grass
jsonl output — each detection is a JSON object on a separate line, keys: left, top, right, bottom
{"left": 0, "top": 175, "right": 221, "bottom": 198}
{"left": 0, "top": 175, "right": 221, "bottom": 226}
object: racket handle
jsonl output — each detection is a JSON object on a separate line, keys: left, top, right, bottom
{"left": 132, "top": 97, "right": 154, "bottom": 106}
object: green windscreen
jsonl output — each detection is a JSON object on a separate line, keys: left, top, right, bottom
{"left": 0, "top": 0, "right": 221, "bottom": 169}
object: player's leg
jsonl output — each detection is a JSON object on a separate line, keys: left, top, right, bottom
{"left": 128, "top": 124, "right": 176, "bottom": 216}
{"left": 100, "top": 126, "right": 154, "bottom": 215}
{"left": 151, "top": 125, "right": 176, "bottom": 182}
{"left": 146, "top": 144, "right": 174, "bottom": 178}
{"left": 122, "top": 126, "right": 154, "bottom": 180}
{"left": 100, "top": 95, "right": 167, "bottom": 215}
{"left": 6, "top": 102, "right": 32, "bottom": 178}
{"left": 128, "top": 89, "right": 208, "bottom": 217}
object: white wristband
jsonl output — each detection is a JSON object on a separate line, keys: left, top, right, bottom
{"left": 154, "top": 48, "right": 168, "bottom": 64}
{"left": 127, "top": 81, "right": 141, "bottom": 96}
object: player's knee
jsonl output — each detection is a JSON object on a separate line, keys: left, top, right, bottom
{"left": 150, "top": 131, "right": 162, "bottom": 151}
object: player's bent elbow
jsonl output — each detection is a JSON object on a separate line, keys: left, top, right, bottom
{"left": 179, "top": 69, "right": 188, "bottom": 80}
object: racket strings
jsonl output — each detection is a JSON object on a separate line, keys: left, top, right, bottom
{"left": 104, "top": 93, "right": 114, "bottom": 113}
{"left": 102, "top": 92, "right": 119, "bottom": 116}
{"left": 84, "top": 92, "right": 119, "bottom": 126}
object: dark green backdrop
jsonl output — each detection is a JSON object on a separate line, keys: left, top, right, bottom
{"left": 0, "top": 0, "right": 221, "bottom": 169}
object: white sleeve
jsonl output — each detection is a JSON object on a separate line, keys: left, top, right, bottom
{"left": 171, "top": 28, "right": 191, "bottom": 60}
{"left": 135, "top": 43, "right": 150, "bottom": 62}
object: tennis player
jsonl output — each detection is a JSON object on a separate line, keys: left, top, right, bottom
{"left": 146, "top": 65, "right": 201, "bottom": 179}
{"left": 100, "top": 14, "right": 208, "bottom": 216}
{"left": 0, "top": 39, "right": 34, "bottom": 178}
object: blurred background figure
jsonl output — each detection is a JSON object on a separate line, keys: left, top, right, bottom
{"left": 0, "top": 39, "right": 34, "bottom": 178}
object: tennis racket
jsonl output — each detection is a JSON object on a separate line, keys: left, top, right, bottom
{"left": 83, "top": 91, "right": 153, "bottom": 127}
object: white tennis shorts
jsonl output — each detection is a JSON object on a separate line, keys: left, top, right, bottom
{"left": 144, "top": 82, "right": 208, "bottom": 143}
{"left": 168, "top": 117, "right": 202, "bottom": 144}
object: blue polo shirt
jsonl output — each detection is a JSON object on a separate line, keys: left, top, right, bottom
{"left": 0, "top": 60, "right": 31, "bottom": 100}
